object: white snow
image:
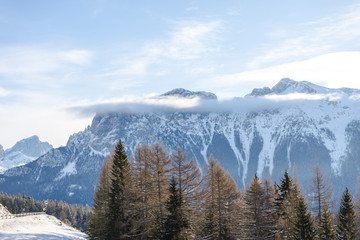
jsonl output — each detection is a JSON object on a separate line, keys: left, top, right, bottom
{"left": 55, "top": 161, "right": 77, "bottom": 181}
{"left": 0, "top": 151, "right": 35, "bottom": 173}
{"left": 0, "top": 214, "right": 86, "bottom": 239}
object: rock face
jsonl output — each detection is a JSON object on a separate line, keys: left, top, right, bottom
{"left": 0, "top": 136, "right": 53, "bottom": 173}
{"left": 0, "top": 145, "right": 4, "bottom": 158}
{"left": 0, "top": 79, "right": 360, "bottom": 205}
{"left": 161, "top": 88, "right": 218, "bottom": 100}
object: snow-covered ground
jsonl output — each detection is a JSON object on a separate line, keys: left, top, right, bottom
{"left": 0, "top": 214, "right": 86, "bottom": 239}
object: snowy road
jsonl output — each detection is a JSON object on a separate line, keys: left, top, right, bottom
{"left": 0, "top": 214, "right": 86, "bottom": 239}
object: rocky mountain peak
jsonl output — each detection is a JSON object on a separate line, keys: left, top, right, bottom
{"left": 271, "top": 78, "right": 297, "bottom": 93}
{"left": 0, "top": 145, "right": 4, "bottom": 158}
{"left": 161, "top": 88, "right": 217, "bottom": 100}
{"left": 6, "top": 135, "right": 53, "bottom": 158}
{"left": 247, "top": 78, "right": 360, "bottom": 97}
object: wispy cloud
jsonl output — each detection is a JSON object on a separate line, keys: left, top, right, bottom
{"left": 0, "top": 46, "right": 93, "bottom": 94}
{"left": 102, "top": 20, "right": 221, "bottom": 77}
{"left": 68, "top": 88, "right": 359, "bottom": 118}
{"left": 0, "top": 47, "right": 92, "bottom": 77}
{"left": 248, "top": 3, "right": 360, "bottom": 69}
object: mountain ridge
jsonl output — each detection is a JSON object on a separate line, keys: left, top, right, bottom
{"left": 0, "top": 79, "right": 359, "bottom": 205}
{"left": 247, "top": 78, "right": 360, "bottom": 97}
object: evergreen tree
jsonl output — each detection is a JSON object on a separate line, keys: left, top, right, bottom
{"left": 262, "top": 178, "right": 278, "bottom": 239}
{"left": 243, "top": 175, "right": 276, "bottom": 240}
{"left": 337, "top": 188, "right": 357, "bottom": 240}
{"left": 290, "top": 196, "right": 315, "bottom": 240}
{"left": 275, "top": 170, "right": 301, "bottom": 239}
{"left": 162, "top": 176, "right": 189, "bottom": 240}
{"left": 87, "top": 156, "right": 112, "bottom": 240}
{"left": 106, "top": 139, "right": 134, "bottom": 240}
{"left": 318, "top": 205, "right": 336, "bottom": 240}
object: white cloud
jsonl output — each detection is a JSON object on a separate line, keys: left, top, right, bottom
{"left": 103, "top": 20, "right": 221, "bottom": 77}
{"left": 157, "top": 20, "right": 220, "bottom": 60}
{"left": 69, "top": 95, "right": 203, "bottom": 116}
{"left": 248, "top": 4, "right": 360, "bottom": 68}
{"left": 0, "top": 104, "right": 92, "bottom": 149}
{"left": 0, "top": 47, "right": 92, "bottom": 76}
{"left": 57, "top": 50, "right": 92, "bottom": 65}
{"left": 204, "top": 51, "right": 360, "bottom": 97}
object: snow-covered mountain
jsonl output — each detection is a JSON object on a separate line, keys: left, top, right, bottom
{"left": 0, "top": 136, "right": 53, "bottom": 173}
{"left": 1, "top": 79, "right": 360, "bottom": 205}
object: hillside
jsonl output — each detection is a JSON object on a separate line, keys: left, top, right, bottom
{"left": 0, "top": 214, "right": 86, "bottom": 240}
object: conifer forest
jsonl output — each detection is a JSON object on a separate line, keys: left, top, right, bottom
{"left": 87, "top": 140, "right": 360, "bottom": 240}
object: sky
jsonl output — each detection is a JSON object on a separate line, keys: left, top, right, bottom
{"left": 0, "top": 0, "right": 360, "bottom": 149}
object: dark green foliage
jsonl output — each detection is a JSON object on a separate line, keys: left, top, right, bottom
{"left": 87, "top": 156, "right": 111, "bottom": 239}
{"left": 106, "top": 139, "right": 133, "bottom": 240}
{"left": 275, "top": 170, "right": 293, "bottom": 205}
{"left": 318, "top": 206, "right": 335, "bottom": 240}
{"left": 243, "top": 175, "right": 277, "bottom": 240}
{"left": 162, "top": 176, "right": 189, "bottom": 240}
{"left": 337, "top": 188, "right": 357, "bottom": 240}
{"left": 291, "top": 196, "right": 315, "bottom": 240}
{"left": 275, "top": 170, "right": 301, "bottom": 239}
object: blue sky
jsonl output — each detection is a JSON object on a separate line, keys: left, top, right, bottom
{"left": 0, "top": 0, "right": 360, "bottom": 148}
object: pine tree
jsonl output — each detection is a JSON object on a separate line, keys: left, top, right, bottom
{"left": 243, "top": 175, "right": 276, "bottom": 240}
{"left": 262, "top": 178, "right": 278, "bottom": 239}
{"left": 318, "top": 205, "right": 335, "bottom": 240}
{"left": 162, "top": 176, "right": 189, "bottom": 240}
{"left": 87, "top": 156, "right": 112, "bottom": 240}
{"left": 106, "top": 139, "right": 134, "bottom": 240}
{"left": 337, "top": 188, "right": 357, "bottom": 240}
{"left": 291, "top": 196, "right": 315, "bottom": 240}
{"left": 275, "top": 170, "right": 301, "bottom": 239}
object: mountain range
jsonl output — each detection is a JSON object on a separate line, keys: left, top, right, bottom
{"left": 0, "top": 78, "right": 360, "bottom": 205}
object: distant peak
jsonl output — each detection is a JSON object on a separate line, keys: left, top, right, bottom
{"left": 272, "top": 78, "right": 297, "bottom": 93}
{"left": 8, "top": 135, "right": 53, "bottom": 158}
{"left": 161, "top": 88, "right": 217, "bottom": 100}
{"left": 248, "top": 78, "right": 330, "bottom": 97}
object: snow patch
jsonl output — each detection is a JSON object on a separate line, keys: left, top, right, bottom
{"left": 55, "top": 162, "right": 77, "bottom": 181}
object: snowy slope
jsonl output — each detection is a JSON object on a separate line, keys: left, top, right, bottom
{"left": 0, "top": 204, "right": 10, "bottom": 218}
{"left": 1, "top": 79, "right": 360, "bottom": 205}
{"left": 0, "top": 136, "right": 53, "bottom": 173}
{"left": 0, "top": 214, "right": 86, "bottom": 239}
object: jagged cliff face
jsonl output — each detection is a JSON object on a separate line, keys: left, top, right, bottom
{"left": 0, "top": 145, "right": 4, "bottom": 158}
{"left": 0, "top": 79, "right": 360, "bottom": 205}
{"left": 0, "top": 136, "right": 53, "bottom": 173}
